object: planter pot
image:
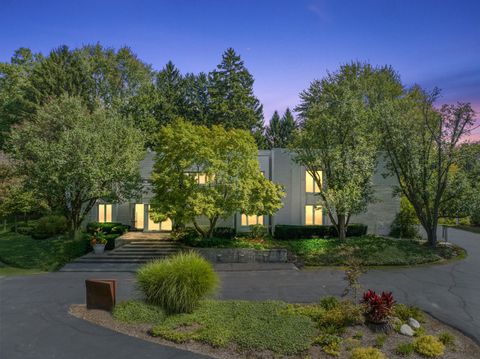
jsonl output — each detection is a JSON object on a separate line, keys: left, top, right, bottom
{"left": 93, "top": 244, "right": 106, "bottom": 254}
{"left": 366, "top": 320, "right": 393, "bottom": 334}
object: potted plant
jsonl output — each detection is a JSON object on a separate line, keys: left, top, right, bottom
{"left": 362, "top": 290, "right": 395, "bottom": 333}
{"left": 90, "top": 228, "right": 107, "bottom": 254}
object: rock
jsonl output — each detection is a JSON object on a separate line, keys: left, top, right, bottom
{"left": 400, "top": 324, "right": 415, "bottom": 336}
{"left": 408, "top": 317, "right": 421, "bottom": 329}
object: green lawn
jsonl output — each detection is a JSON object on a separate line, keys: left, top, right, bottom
{"left": 0, "top": 231, "right": 90, "bottom": 271}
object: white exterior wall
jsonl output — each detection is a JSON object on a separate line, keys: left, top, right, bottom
{"left": 89, "top": 149, "right": 399, "bottom": 235}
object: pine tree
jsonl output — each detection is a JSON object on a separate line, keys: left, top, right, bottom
{"left": 208, "top": 48, "right": 264, "bottom": 138}
{"left": 265, "top": 111, "right": 282, "bottom": 148}
{"left": 265, "top": 108, "right": 297, "bottom": 149}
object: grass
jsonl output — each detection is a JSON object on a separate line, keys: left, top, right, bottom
{"left": 0, "top": 231, "right": 89, "bottom": 271}
{"left": 269, "top": 235, "right": 463, "bottom": 266}
{"left": 115, "top": 299, "right": 317, "bottom": 355}
{"left": 0, "top": 261, "right": 41, "bottom": 276}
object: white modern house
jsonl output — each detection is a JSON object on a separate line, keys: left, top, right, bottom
{"left": 90, "top": 149, "right": 399, "bottom": 235}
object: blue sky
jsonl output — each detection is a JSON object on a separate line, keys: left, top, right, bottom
{"left": 1, "top": 0, "right": 479, "bottom": 138}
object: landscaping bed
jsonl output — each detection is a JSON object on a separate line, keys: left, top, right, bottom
{"left": 181, "top": 235, "right": 465, "bottom": 266}
{"left": 70, "top": 299, "right": 479, "bottom": 358}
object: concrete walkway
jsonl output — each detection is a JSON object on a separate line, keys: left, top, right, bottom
{"left": 1, "top": 228, "right": 479, "bottom": 359}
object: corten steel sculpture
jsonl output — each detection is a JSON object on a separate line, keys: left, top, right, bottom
{"left": 85, "top": 279, "right": 116, "bottom": 311}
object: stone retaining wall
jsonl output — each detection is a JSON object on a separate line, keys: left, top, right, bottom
{"left": 193, "top": 248, "right": 288, "bottom": 263}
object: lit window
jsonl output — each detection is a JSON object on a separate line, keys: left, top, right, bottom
{"left": 135, "top": 204, "right": 144, "bottom": 230}
{"left": 241, "top": 214, "right": 264, "bottom": 226}
{"left": 305, "top": 205, "right": 322, "bottom": 225}
{"left": 148, "top": 205, "right": 172, "bottom": 231}
{"left": 186, "top": 172, "right": 213, "bottom": 184}
{"left": 306, "top": 170, "right": 322, "bottom": 193}
{"left": 98, "top": 204, "right": 112, "bottom": 223}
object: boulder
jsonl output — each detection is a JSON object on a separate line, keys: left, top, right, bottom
{"left": 400, "top": 324, "right": 415, "bottom": 337}
{"left": 408, "top": 317, "right": 421, "bottom": 329}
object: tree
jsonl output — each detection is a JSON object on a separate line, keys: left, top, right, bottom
{"left": 293, "top": 63, "right": 402, "bottom": 240}
{"left": 150, "top": 120, "right": 284, "bottom": 238}
{"left": 7, "top": 96, "right": 145, "bottom": 237}
{"left": 208, "top": 48, "right": 265, "bottom": 145}
{"left": 265, "top": 108, "right": 298, "bottom": 148}
{"left": 378, "top": 87, "right": 476, "bottom": 246}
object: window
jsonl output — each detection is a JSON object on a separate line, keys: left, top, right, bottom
{"left": 241, "top": 214, "right": 264, "bottom": 226}
{"left": 186, "top": 172, "right": 213, "bottom": 184}
{"left": 134, "top": 204, "right": 144, "bottom": 230}
{"left": 306, "top": 170, "right": 322, "bottom": 193}
{"left": 98, "top": 204, "right": 112, "bottom": 223}
{"left": 147, "top": 205, "right": 172, "bottom": 231}
{"left": 305, "top": 205, "right": 322, "bottom": 225}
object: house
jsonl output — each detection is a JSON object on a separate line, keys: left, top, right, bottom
{"left": 90, "top": 149, "right": 399, "bottom": 235}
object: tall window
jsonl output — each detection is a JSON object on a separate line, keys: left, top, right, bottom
{"left": 305, "top": 205, "right": 322, "bottom": 225}
{"left": 241, "top": 214, "right": 264, "bottom": 226}
{"left": 186, "top": 172, "right": 213, "bottom": 184}
{"left": 98, "top": 204, "right": 112, "bottom": 223}
{"left": 134, "top": 204, "right": 144, "bottom": 230}
{"left": 147, "top": 205, "right": 173, "bottom": 231}
{"left": 306, "top": 170, "right": 322, "bottom": 193}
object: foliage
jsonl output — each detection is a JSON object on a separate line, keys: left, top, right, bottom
{"left": 137, "top": 252, "right": 219, "bottom": 313}
{"left": 212, "top": 227, "right": 236, "bottom": 239}
{"left": 0, "top": 231, "right": 89, "bottom": 271}
{"left": 207, "top": 48, "right": 265, "bottom": 146}
{"left": 374, "top": 334, "right": 387, "bottom": 348}
{"left": 343, "top": 257, "right": 365, "bottom": 301}
{"left": 390, "top": 196, "right": 419, "bottom": 238}
{"left": 86, "top": 222, "right": 129, "bottom": 235}
{"left": 274, "top": 224, "right": 368, "bottom": 240}
{"left": 150, "top": 120, "right": 284, "bottom": 238}
{"left": 32, "top": 215, "right": 68, "bottom": 239}
{"left": 319, "top": 296, "right": 341, "bottom": 310}
{"left": 271, "top": 236, "right": 457, "bottom": 266}
{"left": 392, "top": 304, "right": 425, "bottom": 323}
{"left": 362, "top": 290, "right": 395, "bottom": 323}
{"left": 89, "top": 228, "right": 107, "bottom": 246}
{"left": 378, "top": 87, "right": 476, "bottom": 246}
{"left": 294, "top": 62, "right": 402, "bottom": 240}
{"left": 350, "top": 347, "right": 386, "bottom": 359}
{"left": 149, "top": 299, "right": 316, "bottom": 355}
{"left": 314, "top": 333, "right": 342, "bottom": 356}
{"left": 265, "top": 108, "right": 298, "bottom": 149}
{"left": 178, "top": 235, "right": 268, "bottom": 250}
{"left": 7, "top": 96, "right": 144, "bottom": 236}
{"left": 395, "top": 342, "right": 415, "bottom": 356}
{"left": 113, "top": 300, "right": 166, "bottom": 324}
{"left": 438, "top": 332, "right": 455, "bottom": 347}
{"left": 248, "top": 224, "right": 269, "bottom": 240}
{"left": 413, "top": 335, "right": 445, "bottom": 357}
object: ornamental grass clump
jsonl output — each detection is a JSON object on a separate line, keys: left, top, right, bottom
{"left": 350, "top": 347, "right": 386, "bottom": 359}
{"left": 137, "top": 251, "right": 219, "bottom": 314}
{"left": 413, "top": 335, "right": 445, "bottom": 357}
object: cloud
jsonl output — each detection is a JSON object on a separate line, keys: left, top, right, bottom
{"left": 307, "top": 0, "right": 330, "bottom": 22}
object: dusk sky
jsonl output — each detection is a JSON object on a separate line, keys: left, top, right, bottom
{"left": 1, "top": 0, "right": 479, "bottom": 139}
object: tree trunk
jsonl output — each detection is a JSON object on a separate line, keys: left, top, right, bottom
{"left": 337, "top": 214, "right": 346, "bottom": 241}
{"left": 426, "top": 224, "right": 437, "bottom": 248}
{"left": 192, "top": 219, "right": 207, "bottom": 238}
{"left": 207, "top": 216, "right": 219, "bottom": 238}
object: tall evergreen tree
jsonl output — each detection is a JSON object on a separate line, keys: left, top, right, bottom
{"left": 207, "top": 48, "right": 264, "bottom": 142}
{"left": 265, "top": 111, "right": 282, "bottom": 148}
{"left": 265, "top": 108, "right": 297, "bottom": 148}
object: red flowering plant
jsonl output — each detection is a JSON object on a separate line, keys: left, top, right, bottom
{"left": 362, "top": 290, "right": 395, "bottom": 324}
{"left": 90, "top": 228, "right": 107, "bottom": 246}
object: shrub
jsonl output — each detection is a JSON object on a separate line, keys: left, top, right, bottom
{"left": 438, "top": 332, "right": 455, "bottom": 347}
{"left": 16, "top": 224, "right": 35, "bottom": 235}
{"left": 274, "top": 224, "right": 367, "bottom": 240}
{"left": 390, "top": 197, "right": 419, "bottom": 239}
{"left": 86, "top": 222, "right": 129, "bottom": 235}
{"left": 318, "top": 301, "right": 364, "bottom": 329}
{"left": 319, "top": 296, "right": 340, "bottom": 310}
{"left": 350, "top": 347, "right": 386, "bottom": 359}
{"left": 362, "top": 290, "right": 395, "bottom": 324}
{"left": 137, "top": 251, "right": 219, "bottom": 313}
{"left": 249, "top": 224, "right": 268, "bottom": 240}
{"left": 212, "top": 227, "right": 236, "bottom": 239}
{"left": 393, "top": 304, "right": 425, "bottom": 323}
{"left": 395, "top": 342, "right": 414, "bottom": 356}
{"left": 374, "top": 334, "right": 387, "bottom": 348}
{"left": 413, "top": 336, "right": 445, "bottom": 357}
{"left": 32, "top": 215, "right": 68, "bottom": 239}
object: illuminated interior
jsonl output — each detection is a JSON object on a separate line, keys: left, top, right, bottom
{"left": 305, "top": 205, "right": 322, "bottom": 225}
{"left": 306, "top": 170, "right": 323, "bottom": 193}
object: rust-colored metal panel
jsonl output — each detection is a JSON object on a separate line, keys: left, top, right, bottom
{"left": 85, "top": 279, "right": 116, "bottom": 311}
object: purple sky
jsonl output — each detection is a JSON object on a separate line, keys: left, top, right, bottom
{"left": 1, "top": 0, "right": 479, "bottom": 139}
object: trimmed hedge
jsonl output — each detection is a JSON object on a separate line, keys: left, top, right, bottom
{"left": 86, "top": 222, "right": 130, "bottom": 235}
{"left": 212, "top": 227, "right": 236, "bottom": 239}
{"left": 274, "top": 224, "right": 367, "bottom": 240}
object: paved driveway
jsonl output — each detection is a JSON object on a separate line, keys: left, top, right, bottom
{"left": 1, "top": 228, "right": 479, "bottom": 359}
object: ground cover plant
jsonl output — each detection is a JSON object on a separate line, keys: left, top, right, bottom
{"left": 0, "top": 230, "right": 89, "bottom": 271}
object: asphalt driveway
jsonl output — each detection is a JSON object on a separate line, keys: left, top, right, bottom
{"left": 1, "top": 227, "right": 479, "bottom": 358}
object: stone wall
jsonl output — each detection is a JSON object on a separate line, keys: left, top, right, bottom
{"left": 194, "top": 248, "right": 288, "bottom": 263}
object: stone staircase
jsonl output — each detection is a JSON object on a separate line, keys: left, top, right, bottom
{"left": 61, "top": 239, "right": 183, "bottom": 272}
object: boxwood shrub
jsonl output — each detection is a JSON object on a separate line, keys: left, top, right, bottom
{"left": 212, "top": 226, "right": 236, "bottom": 239}
{"left": 86, "top": 222, "right": 130, "bottom": 235}
{"left": 274, "top": 224, "right": 367, "bottom": 240}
